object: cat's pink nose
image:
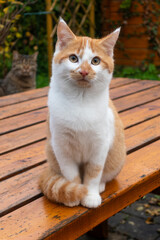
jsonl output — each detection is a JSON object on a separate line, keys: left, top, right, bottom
{"left": 79, "top": 70, "right": 88, "bottom": 77}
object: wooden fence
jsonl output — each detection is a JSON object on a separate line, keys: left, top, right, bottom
{"left": 45, "top": 0, "right": 95, "bottom": 77}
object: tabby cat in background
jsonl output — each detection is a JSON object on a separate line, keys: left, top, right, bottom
{"left": 0, "top": 51, "right": 38, "bottom": 96}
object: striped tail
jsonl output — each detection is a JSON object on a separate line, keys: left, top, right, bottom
{"left": 39, "top": 168, "right": 87, "bottom": 207}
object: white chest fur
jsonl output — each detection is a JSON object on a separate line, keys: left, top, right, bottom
{"left": 48, "top": 83, "right": 115, "bottom": 164}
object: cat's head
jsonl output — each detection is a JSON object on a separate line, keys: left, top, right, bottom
{"left": 52, "top": 18, "right": 120, "bottom": 92}
{"left": 12, "top": 51, "right": 38, "bottom": 77}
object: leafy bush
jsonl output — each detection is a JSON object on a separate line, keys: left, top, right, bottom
{"left": 0, "top": 0, "right": 49, "bottom": 88}
{"left": 0, "top": 0, "right": 35, "bottom": 77}
{"left": 114, "top": 64, "right": 160, "bottom": 80}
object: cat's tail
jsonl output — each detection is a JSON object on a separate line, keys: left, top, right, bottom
{"left": 39, "top": 168, "right": 87, "bottom": 207}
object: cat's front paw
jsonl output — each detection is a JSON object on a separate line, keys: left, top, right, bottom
{"left": 81, "top": 193, "right": 101, "bottom": 208}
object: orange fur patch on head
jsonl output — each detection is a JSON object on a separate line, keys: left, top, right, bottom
{"left": 54, "top": 36, "right": 114, "bottom": 73}
{"left": 54, "top": 38, "right": 83, "bottom": 64}
{"left": 91, "top": 39, "right": 114, "bottom": 73}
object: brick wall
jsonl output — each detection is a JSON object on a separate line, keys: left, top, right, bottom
{"left": 101, "top": 0, "right": 160, "bottom": 66}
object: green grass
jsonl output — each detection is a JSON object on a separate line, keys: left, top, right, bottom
{"left": 36, "top": 64, "right": 160, "bottom": 89}
{"left": 36, "top": 74, "right": 49, "bottom": 88}
{"left": 114, "top": 64, "right": 160, "bottom": 81}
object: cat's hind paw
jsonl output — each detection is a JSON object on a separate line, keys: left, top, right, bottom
{"left": 81, "top": 193, "right": 101, "bottom": 208}
{"left": 64, "top": 200, "right": 80, "bottom": 207}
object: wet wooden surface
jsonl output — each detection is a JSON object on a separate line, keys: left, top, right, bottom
{"left": 0, "top": 78, "right": 160, "bottom": 240}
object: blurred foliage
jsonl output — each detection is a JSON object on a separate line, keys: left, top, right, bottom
{"left": 20, "top": 2, "right": 49, "bottom": 87}
{"left": 109, "top": 0, "right": 160, "bottom": 65}
{"left": 0, "top": 0, "right": 36, "bottom": 77}
{"left": 114, "top": 64, "right": 160, "bottom": 81}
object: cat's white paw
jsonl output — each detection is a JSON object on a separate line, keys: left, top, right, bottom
{"left": 99, "top": 183, "right": 106, "bottom": 193}
{"left": 81, "top": 193, "right": 101, "bottom": 208}
{"left": 64, "top": 200, "right": 80, "bottom": 207}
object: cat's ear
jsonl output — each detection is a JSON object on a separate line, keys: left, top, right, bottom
{"left": 13, "top": 51, "right": 19, "bottom": 60}
{"left": 32, "top": 52, "right": 38, "bottom": 61}
{"left": 56, "top": 18, "right": 76, "bottom": 50}
{"left": 100, "top": 28, "right": 121, "bottom": 57}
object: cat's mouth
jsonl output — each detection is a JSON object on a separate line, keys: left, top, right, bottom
{"left": 22, "top": 72, "right": 30, "bottom": 76}
{"left": 76, "top": 79, "right": 91, "bottom": 88}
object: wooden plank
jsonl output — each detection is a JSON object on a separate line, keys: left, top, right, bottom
{"left": 125, "top": 116, "right": 160, "bottom": 153}
{"left": 0, "top": 96, "right": 47, "bottom": 120}
{"left": 1, "top": 98, "right": 159, "bottom": 137}
{"left": 1, "top": 140, "right": 160, "bottom": 240}
{"left": 0, "top": 95, "right": 160, "bottom": 155}
{"left": 0, "top": 116, "right": 159, "bottom": 217}
{"left": 0, "top": 140, "right": 46, "bottom": 181}
{"left": 0, "top": 80, "right": 158, "bottom": 121}
{"left": 110, "top": 80, "right": 160, "bottom": 99}
{"left": 0, "top": 122, "right": 46, "bottom": 155}
{"left": 0, "top": 98, "right": 159, "bottom": 181}
{"left": 113, "top": 85, "right": 160, "bottom": 112}
{"left": 0, "top": 108, "right": 48, "bottom": 135}
{"left": 110, "top": 78, "right": 139, "bottom": 89}
{"left": 0, "top": 111, "right": 159, "bottom": 157}
{"left": 0, "top": 80, "right": 159, "bottom": 135}
{"left": 0, "top": 87, "right": 48, "bottom": 108}
{"left": 1, "top": 81, "right": 159, "bottom": 136}
{"left": 0, "top": 164, "right": 46, "bottom": 217}
{"left": 0, "top": 78, "right": 138, "bottom": 108}
{"left": 121, "top": 99, "right": 160, "bottom": 129}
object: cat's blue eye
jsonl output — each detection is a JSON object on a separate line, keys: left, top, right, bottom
{"left": 69, "top": 54, "right": 78, "bottom": 63}
{"left": 91, "top": 57, "right": 101, "bottom": 65}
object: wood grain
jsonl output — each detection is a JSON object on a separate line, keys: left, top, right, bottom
{"left": 113, "top": 85, "right": 160, "bottom": 112}
{"left": 0, "top": 78, "right": 138, "bottom": 108}
{"left": 0, "top": 140, "right": 46, "bottom": 181}
{"left": 0, "top": 108, "right": 48, "bottom": 135}
{"left": 121, "top": 99, "right": 160, "bottom": 129}
{"left": 1, "top": 113, "right": 159, "bottom": 157}
{"left": 125, "top": 116, "right": 160, "bottom": 152}
{"left": 0, "top": 122, "right": 46, "bottom": 155}
{"left": 0, "top": 116, "right": 159, "bottom": 219}
{"left": 0, "top": 80, "right": 160, "bottom": 240}
{"left": 0, "top": 96, "right": 47, "bottom": 120}
{"left": 110, "top": 80, "right": 160, "bottom": 99}
{"left": 0, "top": 80, "right": 158, "bottom": 121}
{"left": 0, "top": 164, "right": 46, "bottom": 216}
{"left": 0, "top": 87, "right": 48, "bottom": 108}
{"left": 1, "top": 140, "right": 160, "bottom": 240}
{"left": 0, "top": 98, "right": 159, "bottom": 181}
{"left": 0, "top": 81, "right": 159, "bottom": 136}
{"left": 110, "top": 78, "right": 139, "bottom": 89}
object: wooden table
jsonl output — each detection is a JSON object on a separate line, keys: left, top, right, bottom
{"left": 0, "top": 78, "right": 160, "bottom": 240}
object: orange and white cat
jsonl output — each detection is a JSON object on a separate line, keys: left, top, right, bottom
{"left": 39, "top": 18, "right": 126, "bottom": 208}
